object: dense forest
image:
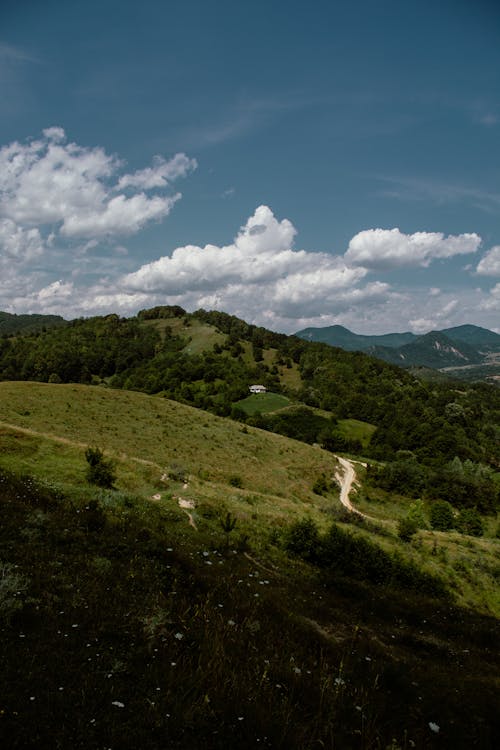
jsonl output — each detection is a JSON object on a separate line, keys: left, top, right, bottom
{"left": 0, "top": 306, "right": 499, "bottom": 487}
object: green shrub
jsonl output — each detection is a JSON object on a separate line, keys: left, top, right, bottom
{"left": 313, "top": 474, "right": 330, "bottom": 496}
{"left": 229, "top": 475, "right": 243, "bottom": 488}
{"left": 84, "top": 447, "right": 116, "bottom": 489}
{"left": 457, "top": 507, "right": 484, "bottom": 537}
{"left": 429, "top": 500, "right": 454, "bottom": 531}
{"left": 284, "top": 518, "right": 320, "bottom": 562}
{"left": 397, "top": 516, "right": 418, "bottom": 542}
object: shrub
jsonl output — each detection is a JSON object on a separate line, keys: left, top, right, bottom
{"left": 429, "top": 500, "right": 454, "bottom": 531}
{"left": 85, "top": 447, "right": 116, "bottom": 489}
{"left": 407, "top": 499, "right": 428, "bottom": 529}
{"left": 457, "top": 507, "right": 484, "bottom": 537}
{"left": 397, "top": 516, "right": 418, "bottom": 542}
{"left": 229, "top": 475, "right": 243, "bottom": 488}
{"left": 313, "top": 474, "right": 330, "bottom": 496}
{"left": 284, "top": 518, "right": 320, "bottom": 562}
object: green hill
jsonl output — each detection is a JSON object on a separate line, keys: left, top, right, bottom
{"left": 0, "top": 310, "right": 66, "bottom": 335}
{"left": 1, "top": 380, "right": 499, "bottom": 748}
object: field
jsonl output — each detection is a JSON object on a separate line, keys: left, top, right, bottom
{"left": 0, "top": 381, "right": 339, "bottom": 542}
{"left": 234, "top": 391, "right": 291, "bottom": 415}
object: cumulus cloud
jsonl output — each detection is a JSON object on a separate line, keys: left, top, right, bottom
{"left": 121, "top": 205, "right": 374, "bottom": 322}
{"left": 0, "top": 218, "right": 44, "bottom": 260}
{"left": 0, "top": 127, "right": 195, "bottom": 242}
{"left": 345, "top": 227, "right": 481, "bottom": 269}
{"left": 476, "top": 245, "right": 500, "bottom": 275}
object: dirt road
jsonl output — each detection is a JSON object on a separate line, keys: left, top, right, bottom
{"left": 334, "top": 456, "right": 367, "bottom": 517}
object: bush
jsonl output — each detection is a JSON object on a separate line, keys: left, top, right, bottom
{"left": 284, "top": 518, "right": 320, "bottom": 562}
{"left": 429, "top": 500, "right": 454, "bottom": 531}
{"left": 457, "top": 507, "right": 484, "bottom": 537}
{"left": 313, "top": 474, "right": 330, "bottom": 496}
{"left": 85, "top": 447, "right": 116, "bottom": 489}
{"left": 398, "top": 516, "right": 418, "bottom": 542}
{"left": 229, "top": 475, "right": 243, "bottom": 488}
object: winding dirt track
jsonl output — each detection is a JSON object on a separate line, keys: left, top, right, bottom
{"left": 334, "top": 455, "right": 368, "bottom": 517}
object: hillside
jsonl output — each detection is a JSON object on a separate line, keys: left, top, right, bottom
{"left": 1, "top": 380, "right": 499, "bottom": 749}
{"left": 0, "top": 310, "right": 66, "bottom": 335}
{"left": 0, "top": 306, "right": 499, "bottom": 469}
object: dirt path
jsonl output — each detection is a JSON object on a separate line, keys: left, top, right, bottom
{"left": 0, "top": 420, "right": 161, "bottom": 469}
{"left": 334, "top": 456, "right": 369, "bottom": 518}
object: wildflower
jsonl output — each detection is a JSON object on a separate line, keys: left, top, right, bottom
{"left": 293, "top": 667, "right": 301, "bottom": 675}
{"left": 334, "top": 677, "right": 345, "bottom": 686}
{"left": 428, "top": 722, "right": 440, "bottom": 733}
{"left": 174, "top": 632, "right": 184, "bottom": 640}
{"left": 111, "top": 701, "right": 125, "bottom": 708}
{"left": 228, "top": 619, "right": 236, "bottom": 626}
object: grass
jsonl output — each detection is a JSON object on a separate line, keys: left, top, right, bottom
{"left": 1, "top": 381, "right": 499, "bottom": 747}
{"left": 1, "top": 460, "right": 499, "bottom": 749}
{"left": 0, "top": 381, "right": 340, "bottom": 545}
{"left": 141, "top": 316, "right": 227, "bottom": 353}
{"left": 336, "top": 418, "right": 377, "bottom": 447}
{"left": 234, "top": 392, "right": 291, "bottom": 416}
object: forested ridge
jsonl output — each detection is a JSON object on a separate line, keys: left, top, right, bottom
{"left": 1, "top": 306, "right": 499, "bottom": 476}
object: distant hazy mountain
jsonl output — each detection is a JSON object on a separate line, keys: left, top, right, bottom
{"left": 0, "top": 311, "right": 66, "bottom": 335}
{"left": 295, "top": 324, "right": 416, "bottom": 350}
{"left": 295, "top": 323, "right": 500, "bottom": 370}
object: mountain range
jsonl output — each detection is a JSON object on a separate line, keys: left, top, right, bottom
{"left": 295, "top": 323, "right": 500, "bottom": 371}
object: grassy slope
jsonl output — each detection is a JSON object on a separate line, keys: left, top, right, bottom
{"left": 1, "top": 382, "right": 499, "bottom": 748}
{"left": 0, "top": 381, "right": 338, "bottom": 538}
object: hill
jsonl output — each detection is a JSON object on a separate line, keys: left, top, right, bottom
{"left": 0, "top": 310, "right": 66, "bottom": 335}
{"left": 0, "top": 380, "right": 499, "bottom": 748}
{"left": 0, "top": 306, "right": 499, "bottom": 468}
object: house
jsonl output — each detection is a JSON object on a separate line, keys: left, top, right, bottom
{"left": 249, "top": 384, "right": 267, "bottom": 394}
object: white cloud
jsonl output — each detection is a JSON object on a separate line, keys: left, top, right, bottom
{"left": 476, "top": 245, "right": 500, "bottom": 276}
{"left": 117, "top": 153, "right": 196, "bottom": 191}
{"left": 121, "top": 205, "right": 373, "bottom": 323}
{"left": 0, "top": 127, "right": 194, "bottom": 241}
{"left": 479, "top": 283, "right": 500, "bottom": 311}
{"left": 0, "top": 218, "right": 44, "bottom": 260}
{"left": 345, "top": 227, "right": 481, "bottom": 269}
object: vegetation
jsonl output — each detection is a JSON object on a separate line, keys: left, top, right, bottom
{"left": 0, "top": 378, "right": 499, "bottom": 748}
{"left": 0, "top": 306, "right": 499, "bottom": 746}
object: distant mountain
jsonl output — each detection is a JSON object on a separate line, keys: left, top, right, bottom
{"left": 440, "top": 324, "right": 500, "bottom": 352}
{"left": 295, "top": 323, "right": 500, "bottom": 372}
{"left": 0, "top": 311, "right": 66, "bottom": 335}
{"left": 295, "top": 324, "right": 416, "bottom": 350}
{"left": 366, "top": 331, "right": 484, "bottom": 369}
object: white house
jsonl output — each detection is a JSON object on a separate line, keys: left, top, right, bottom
{"left": 249, "top": 384, "right": 267, "bottom": 394}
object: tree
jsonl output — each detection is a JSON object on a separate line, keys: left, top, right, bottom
{"left": 457, "top": 507, "right": 483, "bottom": 537}
{"left": 85, "top": 447, "right": 116, "bottom": 489}
{"left": 429, "top": 500, "right": 454, "bottom": 531}
{"left": 220, "top": 512, "right": 237, "bottom": 547}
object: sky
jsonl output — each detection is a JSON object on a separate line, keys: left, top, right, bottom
{"left": 0, "top": 0, "right": 499, "bottom": 334}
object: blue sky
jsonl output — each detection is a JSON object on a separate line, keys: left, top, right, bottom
{"left": 0, "top": 0, "right": 499, "bottom": 333}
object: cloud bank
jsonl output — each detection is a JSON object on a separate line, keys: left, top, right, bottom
{"left": 0, "top": 127, "right": 498, "bottom": 333}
